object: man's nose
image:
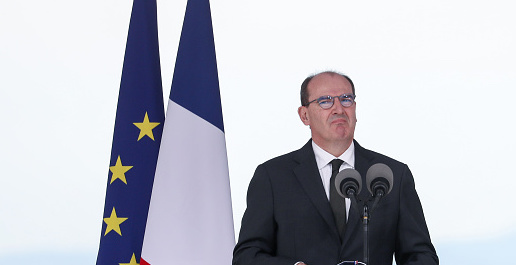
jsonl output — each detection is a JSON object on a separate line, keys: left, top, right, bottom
{"left": 330, "top": 98, "right": 344, "bottom": 113}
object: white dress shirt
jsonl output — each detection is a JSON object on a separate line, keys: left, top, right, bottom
{"left": 311, "top": 141, "right": 355, "bottom": 221}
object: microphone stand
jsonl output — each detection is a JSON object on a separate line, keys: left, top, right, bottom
{"left": 362, "top": 204, "right": 369, "bottom": 265}
{"left": 363, "top": 191, "right": 385, "bottom": 265}
{"left": 349, "top": 190, "right": 385, "bottom": 265}
{"left": 340, "top": 164, "right": 392, "bottom": 265}
{"left": 348, "top": 191, "right": 369, "bottom": 265}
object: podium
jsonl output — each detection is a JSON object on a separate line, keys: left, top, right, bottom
{"left": 337, "top": 261, "right": 367, "bottom": 265}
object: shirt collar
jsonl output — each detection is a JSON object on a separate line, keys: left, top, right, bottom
{"left": 312, "top": 140, "right": 355, "bottom": 170}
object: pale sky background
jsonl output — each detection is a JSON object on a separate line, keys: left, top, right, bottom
{"left": 1, "top": 0, "right": 515, "bottom": 264}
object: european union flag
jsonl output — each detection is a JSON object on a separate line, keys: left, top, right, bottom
{"left": 96, "top": 0, "right": 164, "bottom": 264}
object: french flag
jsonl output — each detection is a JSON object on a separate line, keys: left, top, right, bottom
{"left": 140, "top": 0, "right": 235, "bottom": 264}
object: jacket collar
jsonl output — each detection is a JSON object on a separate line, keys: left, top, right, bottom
{"left": 292, "top": 139, "right": 377, "bottom": 247}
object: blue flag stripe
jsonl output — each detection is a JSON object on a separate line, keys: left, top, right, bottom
{"left": 169, "top": 0, "right": 224, "bottom": 132}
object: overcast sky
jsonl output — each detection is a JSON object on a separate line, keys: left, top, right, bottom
{"left": 1, "top": 0, "right": 515, "bottom": 264}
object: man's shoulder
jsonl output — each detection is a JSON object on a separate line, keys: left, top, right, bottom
{"left": 256, "top": 139, "right": 410, "bottom": 170}
{"left": 354, "top": 140, "right": 408, "bottom": 169}
{"left": 260, "top": 147, "right": 304, "bottom": 167}
{"left": 259, "top": 140, "right": 313, "bottom": 169}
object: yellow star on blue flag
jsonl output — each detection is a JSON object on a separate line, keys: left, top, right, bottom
{"left": 96, "top": 0, "right": 165, "bottom": 264}
{"left": 133, "top": 112, "right": 160, "bottom": 141}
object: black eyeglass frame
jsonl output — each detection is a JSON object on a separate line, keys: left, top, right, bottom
{"left": 304, "top": 93, "right": 356, "bottom": 109}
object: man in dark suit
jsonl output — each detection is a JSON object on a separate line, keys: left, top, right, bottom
{"left": 233, "top": 71, "right": 438, "bottom": 265}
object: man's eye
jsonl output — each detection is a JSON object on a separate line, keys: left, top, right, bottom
{"left": 317, "top": 97, "right": 332, "bottom": 104}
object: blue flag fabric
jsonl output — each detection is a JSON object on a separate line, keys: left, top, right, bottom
{"left": 96, "top": 0, "right": 164, "bottom": 264}
{"left": 169, "top": 0, "right": 224, "bottom": 132}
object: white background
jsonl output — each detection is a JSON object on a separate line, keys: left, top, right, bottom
{"left": 1, "top": 0, "right": 515, "bottom": 264}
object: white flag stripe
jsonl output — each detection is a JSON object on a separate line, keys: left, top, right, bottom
{"left": 141, "top": 100, "right": 235, "bottom": 265}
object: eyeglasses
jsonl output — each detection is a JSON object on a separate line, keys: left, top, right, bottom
{"left": 304, "top": 93, "right": 356, "bottom": 109}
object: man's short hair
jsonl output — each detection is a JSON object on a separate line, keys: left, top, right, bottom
{"left": 300, "top": 71, "right": 355, "bottom": 106}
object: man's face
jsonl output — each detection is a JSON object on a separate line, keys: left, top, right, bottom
{"left": 298, "top": 73, "right": 357, "bottom": 149}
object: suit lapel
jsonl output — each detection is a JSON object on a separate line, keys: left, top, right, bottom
{"left": 293, "top": 140, "right": 341, "bottom": 240}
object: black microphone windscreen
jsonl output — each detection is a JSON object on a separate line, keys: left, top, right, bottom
{"left": 365, "top": 163, "right": 394, "bottom": 195}
{"left": 334, "top": 168, "right": 362, "bottom": 198}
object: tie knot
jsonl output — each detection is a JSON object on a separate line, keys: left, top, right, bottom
{"left": 330, "top": 159, "right": 344, "bottom": 174}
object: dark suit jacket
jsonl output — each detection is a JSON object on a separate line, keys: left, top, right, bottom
{"left": 233, "top": 140, "right": 438, "bottom": 265}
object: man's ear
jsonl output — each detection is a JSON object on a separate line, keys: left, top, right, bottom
{"left": 298, "top": 106, "right": 310, "bottom": 125}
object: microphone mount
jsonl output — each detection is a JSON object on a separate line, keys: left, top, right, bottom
{"left": 334, "top": 163, "right": 394, "bottom": 265}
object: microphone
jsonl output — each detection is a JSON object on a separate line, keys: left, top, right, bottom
{"left": 365, "top": 163, "right": 393, "bottom": 197}
{"left": 335, "top": 168, "right": 362, "bottom": 199}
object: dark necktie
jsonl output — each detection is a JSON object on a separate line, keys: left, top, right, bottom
{"left": 329, "top": 159, "right": 347, "bottom": 240}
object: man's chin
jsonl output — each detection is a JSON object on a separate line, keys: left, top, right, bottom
{"left": 330, "top": 129, "right": 353, "bottom": 140}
